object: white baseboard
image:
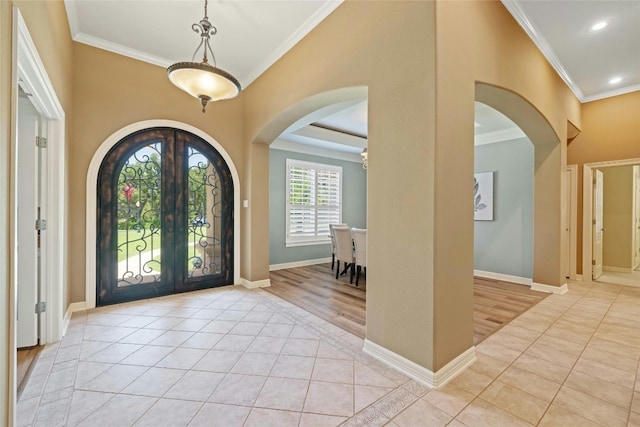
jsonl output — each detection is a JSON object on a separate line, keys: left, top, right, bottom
{"left": 363, "top": 339, "right": 476, "bottom": 389}
{"left": 240, "top": 278, "right": 271, "bottom": 289}
{"left": 474, "top": 270, "right": 532, "bottom": 286}
{"left": 531, "top": 282, "right": 568, "bottom": 294}
{"left": 575, "top": 274, "right": 583, "bottom": 281}
{"left": 62, "top": 302, "right": 87, "bottom": 336}
{"left": 269, "top": 257, "right": 332, "bottom": 271}
{"left": 603, "top": 266, "right": 632, "bottom": 273}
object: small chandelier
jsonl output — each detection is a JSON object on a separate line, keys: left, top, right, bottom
{"left": 167, "top": 0, "right": 241, "bottom": 113}
{"left": 361, "top": 148, "right": 368, "bottom": 169}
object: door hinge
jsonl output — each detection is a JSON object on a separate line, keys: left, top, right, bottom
{"left": 592, "top": 260, "right": 596, "bottom": 265}
{"left": 36, "top": 136, "right": 47, "bottom": 148}
{"left": 35, "top": 302, "right": 46, "bottom": 314}
{"left": 35, "top": 219, "right": 47, "bottom": 231}
{"left": 593, "top": 219, "right": 596, "bottom": 225}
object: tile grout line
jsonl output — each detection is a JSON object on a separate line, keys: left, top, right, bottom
{"left": 125, "top": 292, "right": 247, "bottom": 426}
{"left": 72, "top": 289, "right": 366, "bottom": 425}
{"left": 624, "top": 289, "right": 640, "bottom": 426}
{"left": 21, "top": 281, "right": 638, "bottom": 427}
{"left": 449, "top": 282, "right": 591, "bottom": 426}
{"left": 534, "top": 283, "right": 625, "bottom": 426}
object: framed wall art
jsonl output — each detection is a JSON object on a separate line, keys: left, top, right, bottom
{"left": 474, "top": 172, "right": 494, "bottom": 221}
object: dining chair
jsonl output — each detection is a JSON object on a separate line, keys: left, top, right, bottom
{"left": 351, "top": 228, "right": 366, "bottom": 286}
{"left": 329, "top": 223, "right": 348, "bottom": 270}
{"left": 333, "top": 226, "right": 354, "bottom": 281}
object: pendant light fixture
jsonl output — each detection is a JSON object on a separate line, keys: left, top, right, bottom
{"left": 167, "top": 0, "right": 241, "bottom": 113}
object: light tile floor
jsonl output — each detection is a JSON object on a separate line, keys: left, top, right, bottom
{"left": 597, "top": 269, "right": 640, "bottom": 287}
{"left": 17, "top": 280, "right": 640, "bottom": 426}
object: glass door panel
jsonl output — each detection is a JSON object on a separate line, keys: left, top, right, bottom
{"left": 186, "top": 146, "right": 222, "bottom": 278}
{"left": 116, "top": 143, "right": 162, "bottom": 287}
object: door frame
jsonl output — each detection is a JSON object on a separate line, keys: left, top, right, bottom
{"left": 11, "top": 9, "right": 66, "bottom": 344}
{"left": 85, "top": 120, "right": 241, "bottom": 310}
{"left": 592, "top": 169, "right": 604, "bottom": 280}
{"left": 582, "top": 158, "right": 640, "bottom": 283}
{"left": 8, "top": 7, "right": 67, "bottom": 424}
{"left": 565, "top": 165, "right": 578, "bottom": 280}
{"left": 633, "top": 165, "right": 640, "bottom": 270}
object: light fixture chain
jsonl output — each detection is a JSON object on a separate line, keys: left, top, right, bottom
{"left": 167, "top": 0, "right": 241, "bottom": 112}
{"left": 191, "top": 0, "right": 218, "bottom": 65}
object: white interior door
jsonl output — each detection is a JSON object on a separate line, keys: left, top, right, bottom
{"left": 633, "top": 165, "right": 640, "bottom": 270}
{"left": 563, "top": 169, "right": 571, "bottom": 278}
{"left": 16, "top": 93, "right": 41, "bottom": 348}
{"left": 593, "top": 169, "right": 604, "bottom": 280}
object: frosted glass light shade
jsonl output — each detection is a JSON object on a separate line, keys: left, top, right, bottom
{"left": 167, "top": 62, "right": 241, "bottom": 107}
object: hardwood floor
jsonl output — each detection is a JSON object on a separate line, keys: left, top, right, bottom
{"left": 268, "top": 263, "right": 366, "bottom": 338}
{"left": 17, "top": 345, "right": 43, "bottom": 398}
{"left": 473, "top": 276, "right": 548, "bottom": 344}
{"left": 268, "top": 263, "right": 548, "bottom": 345}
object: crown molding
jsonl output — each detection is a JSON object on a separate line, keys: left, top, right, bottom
{"left": 66, "top": 0, "right": 343, "bottom": 88}
{"left": 501, "top": 0, "right": 586, "bottom": 102}
{"left": 293, "top": 124, "right": 367, "bottom": 149}
{"left": 241, "top": 1, "right": 344, "bottom": 87}
{"left": 63, "top": 0, "right": 79, "bottom": 38}
{"left": 474, "top": 127, "right": 526, "bottom": 146}
{"left": 582, "top": 84, "right": 640, "bottom": 103}
{"left": 64, "top": 0, "right": 171, "bottom": 68}
{"left": 270, "top": 139, "right": 363, "bottom": 163}
{"left": 73, "top": 32, "right": 171, "bottom": 69}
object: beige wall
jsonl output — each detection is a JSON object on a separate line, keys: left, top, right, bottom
{"left": 0, "top": 0, "right": 74, "bottom": 422}
{"left": 568, "top": 91, "right": 640, "bottom": 274}
{"left": 242, "top": 0, "right": 580, "bottom": 371}
{"left": 69, "top": 43, "right": 244, "bottom": 303}
{"left": 432, "top": 0, "right": 580, "bottom": 367}
{"left": 245, "top": 2, "right": 439, "bottom": 367}
{"left": 602, "top": 166, "right": 633, "bottom": 269}
{"left": 0, "top": 2, "right": 601, "bottom": 414}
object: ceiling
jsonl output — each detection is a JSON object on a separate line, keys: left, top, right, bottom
{"left": 64, "top": 0, "right": 343, "bottom": 87}
{"left": 64, "top": 0, "right": 639, "bottom": 156}
{"left": 503, "top": 0, "right": 640, "bottom": 102}
{"left": 474, "top": 103, "right": 524, "bottom": 146}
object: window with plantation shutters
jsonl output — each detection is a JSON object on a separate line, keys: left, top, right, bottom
{"left": 286, "top": 159, "right": 342, "bottom": 247}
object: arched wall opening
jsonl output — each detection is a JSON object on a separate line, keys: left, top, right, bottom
{"left": 252, "top": 87, "right": 368, "bottom": 146}
{"left": 253, "top": 85, "right": 369, "bottom": 268}
{"left": 475, "top": 82, "right": 566, "bottom": 292}
{"left": 237, "top": 0, "right": 580, "bottom": 385}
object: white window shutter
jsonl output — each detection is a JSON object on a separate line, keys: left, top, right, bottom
{"left": 286, "top": 159, "right": 342, "bottom": 245}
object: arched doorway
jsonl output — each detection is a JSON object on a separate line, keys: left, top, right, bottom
{"left": 95, "top": 127, "right": 234, "bottom": 305}
{"left": 475, "top": 82, "right": 565, "bottom": 292}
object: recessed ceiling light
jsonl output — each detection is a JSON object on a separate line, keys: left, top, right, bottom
{"left": 609, "top": 76, "right": 622, "bottom": 85}
{"left": 590, "top": 21, "right": 608, "bottom": 31}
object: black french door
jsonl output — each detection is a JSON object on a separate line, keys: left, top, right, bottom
{"left": 97, "top": 128, "right": 233, "bottom": 306}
